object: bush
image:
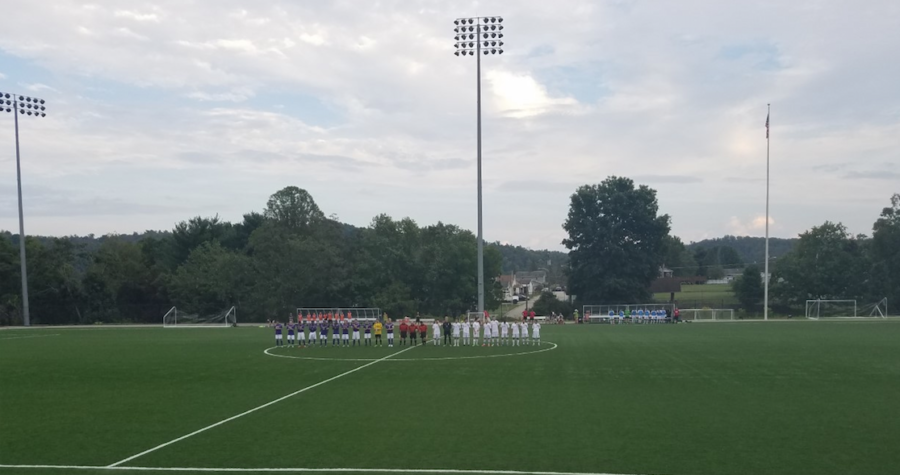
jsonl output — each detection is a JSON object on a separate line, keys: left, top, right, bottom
{"left": 531, "top": 292, "right": 574, "bottom": 318}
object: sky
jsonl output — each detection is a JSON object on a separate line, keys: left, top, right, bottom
{"left": 0, "top": 0, "right": 898, "bottom": 251}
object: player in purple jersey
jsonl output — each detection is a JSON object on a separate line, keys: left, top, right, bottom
{"left": 286, "top": 322, "right": 296, "bottom": 348}
{"left": 342, "top": 320, "right": 351, "bottom": 347}
{"left": 352, "top": 320, "right": 361, "bottom": 346}
{"left": 385, "top": 320, "right": 395, "bottom": 348}
{"left": 363, "top": 321, "right": 372, "bottom": 346}
{"left": 332, "top": 320, "right": 341, "bottom": 346}
{"left": 274, "top": 322, "right": 284, "bottom": 346}
{"left": 319, "top": 321, "right": 329, "bottom": 346}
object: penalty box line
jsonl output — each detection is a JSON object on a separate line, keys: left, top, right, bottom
{"left": 0, "top": 464, "right": 639, "bottom": 475}
{"left": 106, "top": 344, "right": 420, "bottom": 468}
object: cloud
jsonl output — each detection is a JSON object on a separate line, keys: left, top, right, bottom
{"left": 0, "top": 0, "right": 897, "bottom": 250}
{"left": 728, "top": 215, "right": 775, "bottom": 236}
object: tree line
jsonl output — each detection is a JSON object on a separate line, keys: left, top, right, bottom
{"left": 0, "top": 186, "right": 503, "bottom": 325}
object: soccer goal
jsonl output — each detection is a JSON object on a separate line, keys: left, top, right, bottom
{"left": 679, "top": 308, "right": 735, "bottom": 321}
{"left": 163, "top": 306, "right": 236, "bottom": 327}
{"left": 295, "top": 307, "right": 381, "bottom": 321}
{"left": 805, "top": 300, "right": 857, "bottom": 320}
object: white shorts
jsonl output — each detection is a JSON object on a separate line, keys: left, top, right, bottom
{"left": 276, "top": 334, "right": 283, "bottom": 340}
{"left": 342, "top": 334, "right": 349, "bottom": 340}
{"left": 533, "top": 333, "right": 540, "bottom": 339}
{"left": 365, "top": 333, "right": 371, "bottom": 339}
{"left": 453, "top": 333, "right": 460, "bottom": 338}
{"left": 353, "top": 331, "right": 360, "bottom": 339}
{"left": 387, "top": 333, "right": 394, "bottom": 339}
{"left": 320, "top": 334, "right": 327, "bottom": 340}
{"left": 298, "top": 334, "right": 306, "bottom": 341}
{"left": 309, "top": 332, "right": 317, "bottom": 339}
{"left": 288, "top": 334, "right": 295, "bottom": 340}
{"left": 463, "top": 332, "right": 470, "bottom": 338}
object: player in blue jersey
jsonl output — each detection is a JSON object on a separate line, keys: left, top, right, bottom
{"left": 385, "top": 319, "right": 395, "bottom": 348}
{"left": 332, "top": 319, "right": 341, "bottom": 346}
{"left": 363, "top": 320, "right": 372, "bottom": 346}
{"left": 319, "top": 320, "right": 329, "bottom": 346}
{"left": 274, "top": 321, "right": 284, "bottom": 346}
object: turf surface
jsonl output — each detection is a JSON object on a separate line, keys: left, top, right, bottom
{"left": 2, "top": 321, "right": 900, "bottom": 475}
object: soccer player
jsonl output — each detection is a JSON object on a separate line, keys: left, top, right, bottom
{"left": 520, "top": 319, "right": 529, "bottom": 345}
{"left": 482, "top": 318, "right": 492, "bottom": 346}
{"left": 332, "top": 319, "right": 341, "bottom": 347}
{"left": 399, "top": 319, "right": 409, "bottom": 346}
{"left": 410, "top": 319, "right": 418, "bottom": 346}
{"left": 342, "top": 319, "right": 351, "bottom": 346}
{"left": 491, "top": 318, "right": 500, "bottom": 347}
{"left": 418, "top": 321, "right": 427, "bottom": 345}
{"left": 532, "top": 320, "right": 541, "bottom": 345}
{"left": 320, "top": 319, "right": 330, "bottom": 347}
{"left": 352, "top": 319, "right": 361, "bottom": 346}
{"left": 386, "top": 319, "right": 395, "bottom": 347}
{"left": 461, "top": 319, "right": 470, "bottom": 346}
{"left": 308, "top": 317, "right": 317, "bottom": 344}
{"left": 297, "top": 317, "right": 307, "bottom": 348}
{"left": 432, "top": 319, "right": 441, "bottom": 345}
{"left": 363, "top": 320, "right": 372, "bottom": 346}
{"left": 373, "top": 319, "right": 383, "bottom": 347}
{"left": 274, "top": 321, "right": 284, "bottom": 346}
{"left": 530, "top": 310, "right": 536, "bottom": 321}
{"left": 472, "top": 318, "right": 481, "bottom": 346}
{"left": 442, "top": 317, "right": 452, "bottom": 346}
{"left": 511, "top": 318, "right": 520, "bottom": 346}
{"left": 286, "top": 321, "right": 296, "bottom": 347}
{"left": 499, "top": 320, "right": 508, "bottom": 346}
{"left": 451, "top": 319, "right": 461, "bottom": 347}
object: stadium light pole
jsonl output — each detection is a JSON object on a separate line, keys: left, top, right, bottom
{"left": 453, "top": 15, "right": 504, "bottom": 315}
{"left": 1, "top": 91, "right": 47, "bottom": 327}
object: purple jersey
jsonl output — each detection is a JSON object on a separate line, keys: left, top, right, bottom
{"left": 274, "top": 323, "right": 283, "bottom": 335}
{"left": 386, "top": 322, "right": 394, "bottom": 334}
{"left": 320, "top": 322, "right": 329, "bottom": 334}
{"left": 364, "top": 322, "right": 371, "bottom": 334}
{"left": 287, "top": 323, "right": 295, "bottom": 335}
{"left": 342, "top": 321, "right": 351, "bottom": 334}
{"left": 352, "top": 321, "right": 360, "bottom": 332}
{"left": 333, "top": 322, "right": 341, "bottom": 334}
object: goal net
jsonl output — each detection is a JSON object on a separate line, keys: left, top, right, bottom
{"left": 582, "top": 304, "right": 672, "bottom": 323}
{"left": 163, "top": 306, "right": 236, "bottom": 327}
{"left": 295, "top": 307, "right": 381, "bottom": 322}
{"left": 805, "top": 300, "right": 857, "bottom": 320}
{"left": 679, "top": 308, "right": 735, "bottom": 321}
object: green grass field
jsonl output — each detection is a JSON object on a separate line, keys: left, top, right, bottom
{"left": 2, "top": 321, "right": 900, "bottom": 475}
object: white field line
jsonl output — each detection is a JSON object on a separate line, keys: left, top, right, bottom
{"left": 0, "top": 333, "right": 60, "bottom": 341}
{"left": 0, "top": 464, "right": 642, "bottom": 475}
{"left": 264, "top": 341, "right": 557, "bottom": 362}
{"left": 106, "top": 344, "right": 420, "bottom": 468}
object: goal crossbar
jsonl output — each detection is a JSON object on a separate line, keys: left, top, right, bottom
{"left": 805, "top": 300, "right": 858, "bottom": 320}
{"left": 163, "top": 306, "right": 236, "bottom": 327}
{"left": 296, "top": 307, "right": 381, "bottom": 321}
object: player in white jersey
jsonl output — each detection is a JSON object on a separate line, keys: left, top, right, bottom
{"left": 432, "top": 321, "right": 441, "bottom": 345}
{"left": 451, "top": 320, "right": 461, "bottom": 346}
{"left": 520, "top": 320, "right": 529, "bottom": 345}
{"left": 500, "top": 321, "right": 509, "bottom": 346}
{"left": 510, "top": 319, "right": 520, "bottom": 345}
{"left": 472, "top": 319, "right": 481, "bottom": 346}
{"left": 532, "top": 321, "right": 541, "bottom": 345}
{"left": 461, "top": 320, "right": 470, "bottom": 346}
{"left": 482, "top": 320, "right": 492, "bottom": 346}
{"left": 491, "top": 319, "right": 500, "bottom": 346}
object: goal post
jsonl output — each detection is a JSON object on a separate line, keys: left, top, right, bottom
{"left": 805, "top": 300, "right": 857, "bottom": 320}
{"left": 163, "top": 306, "right": 236, "bottom": 327}
{"left": 679, "top": 308, "right": 735, "bottom": 321}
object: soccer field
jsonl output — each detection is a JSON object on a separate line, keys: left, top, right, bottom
{"left": 2, "top": 322, "right": 900, "bottom": 475}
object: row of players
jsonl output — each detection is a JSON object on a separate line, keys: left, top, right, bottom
{"left": 592, "top": 308, "right": 676, "bottom": 323}
{"left": 272, "top": 317, "right": 542, "bottom": 348}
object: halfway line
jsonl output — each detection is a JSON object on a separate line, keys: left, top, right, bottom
{"left": 106, "top": 344, "right": 419, "bottom": 468}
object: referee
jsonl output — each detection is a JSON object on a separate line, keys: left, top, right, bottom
{"left": 442, "top": 316, "right": 452, "bottom": 345}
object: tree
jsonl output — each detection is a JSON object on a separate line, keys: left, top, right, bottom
{"left": 771, "top": 222, "right": 870, "bottom": 306}
{"left": 531, "top": 292, "right": 574, "bottom": 318}
{"left": 264, "top": 186, "right": 325, "bottom": 232}
{"left": 169, "top": 241, "right": 253, "bottom": 316}
{"left": 871, "top": 193, "right": 900, "bottom": 306}
{"left": 562, "top": 177, "right": 671, "bottom": 304}
{"left": 170, "top": 215, "right": 229, "bottom": 267}
{"left": 661, "top": 235, "right": 698, "bottom": 277}
{"left": 733, "top": 265, "right": 764, "bottom": 313}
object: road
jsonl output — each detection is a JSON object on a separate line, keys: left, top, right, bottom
{"left": 501, "top": 291, "right": 569, "bottom": 318}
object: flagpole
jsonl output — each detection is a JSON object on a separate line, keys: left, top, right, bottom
{"left": 764, "top": 104, "right": 770, "bottom": 321}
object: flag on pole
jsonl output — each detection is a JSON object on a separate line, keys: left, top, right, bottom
{"left": 765, "top": 112, "right": 770, "bottom": 138}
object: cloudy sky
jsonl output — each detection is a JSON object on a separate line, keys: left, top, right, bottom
{"left": 0, "top": 0, "right": 897, "bottom": 251}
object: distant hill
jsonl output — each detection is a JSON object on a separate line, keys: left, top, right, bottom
{"left": 687, "top": 236, "right": 797, "bottom": 266}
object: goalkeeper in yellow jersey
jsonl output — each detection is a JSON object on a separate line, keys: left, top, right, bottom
{"left": 373, "top": 319, "right": 384, "bottom": 347}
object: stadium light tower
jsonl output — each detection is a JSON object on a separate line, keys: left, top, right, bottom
{"left": 453, "top": 16, "right": 504, "bottom": 315}
{"left": 1, "top": 91, "right": 48, "bottom": 327}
